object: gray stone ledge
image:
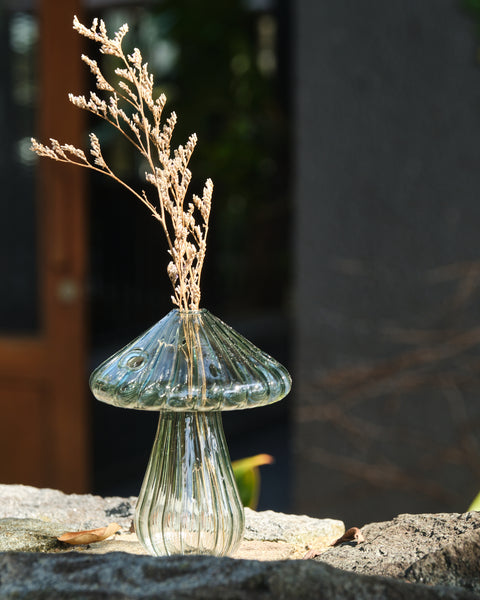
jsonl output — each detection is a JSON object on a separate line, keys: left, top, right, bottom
{"left": 1, "top": 552, "right": 478, "bottom": 600}
{"left": 0, "top": 484, "right": 344, "bottom": 560}
{"left": 0, "top": 485, "right": 480, "bottom": 599}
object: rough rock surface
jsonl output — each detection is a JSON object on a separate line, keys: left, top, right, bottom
{"left": 0, "top": 485, "right": 343, "bottom": 559}
{"left": 0, "top": 484, "right": 136, "bottom": 530}
{"left": 0, "top": 519, "right": 68, "bottom": 553}
{"left": 320, "top": 512, "right": 480, "bottom": 593}
{"left": 0, "top": 485, "right": 480, "bottom": 598}
{"left": 0, "top": 552, "right": 477, "bottom": 600}
{"left": 244, "top": 507, "right": 341, "bottom": 546}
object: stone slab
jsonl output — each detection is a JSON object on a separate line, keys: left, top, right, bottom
{"left": 1, "top": 485, "right": 479, "bottom": 597}
{"left": 0, "top": 552, "right": 476, "bottom": 600}
{"left": 0, "top": 485, "right": 344, "bottom": 561}
{"left": 319, "top": 511, "right": 480, "bottom": 593}
{"left": 0, "top": 484, "right": 136, "bottom": 530}
{"left": 0, "top": 519, "right": 68, "bottom": 553}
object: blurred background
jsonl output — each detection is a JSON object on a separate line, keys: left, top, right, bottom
{"left": 2, "top": 0, "right": 480, "bottom": 526}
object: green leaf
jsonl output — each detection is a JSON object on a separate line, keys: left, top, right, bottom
{"left": 468, "top": 490, "right": 480, "bottom": 511}
{"left": 232, "top": 454, "right": 274, "bottom": 510}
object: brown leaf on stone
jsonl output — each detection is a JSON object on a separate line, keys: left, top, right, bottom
{"left": 57, "top": 523, "right": 121, "bottom": 545}
{"left": 303, "top": 526, "right": 365, "bottom": 559}
{"left": 303, "top": 547, "right": 322, "bottom": 560}
{"left": 331, "top": 526, "right": 365, "bottom": 547}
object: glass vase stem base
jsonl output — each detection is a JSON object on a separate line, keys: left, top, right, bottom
{"left": 135, "top": 411, "right": 245, "bottom": 556}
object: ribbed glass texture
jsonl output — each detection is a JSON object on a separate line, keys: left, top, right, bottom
{"left": 135, "top": 411, "right": 245, "bottom": 556}
{"left": 90, "top": 309, "right": 291, "bottom": 411}
{"left": 90, "top": 309, "right": 292, "bottom": 556}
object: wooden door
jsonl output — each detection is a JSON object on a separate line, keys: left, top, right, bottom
{"left": 0, "top": 0, "right": 89, "bottom": 492}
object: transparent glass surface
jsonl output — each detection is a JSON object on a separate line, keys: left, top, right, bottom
{"left": 135, "top": 411, "right": 244, "bottom": 556}
{"left": 90, "top": 309, "right": 292, "bottom": 411}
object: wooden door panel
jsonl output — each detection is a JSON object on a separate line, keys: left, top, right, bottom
{"left": 0, "top": 339, "right": 45, "bottom": 380}
{"left": 0, "top": 0, "right": 89, "bottom": 493}
{"left": 0, "top": 382, "right": 51, "bottom": 486}
{"left": 0, "top": 336, "right": 89, "bottom": 491}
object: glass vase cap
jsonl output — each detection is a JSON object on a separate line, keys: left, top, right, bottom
{"left": 90, "top": 309, "right": 292, "bottom": 411}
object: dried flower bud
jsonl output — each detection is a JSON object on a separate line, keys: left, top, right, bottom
{"left": 167, "top": 262, "right": 178, "bottom": 283}
{"left": 31, "top": 15, "right": 213, "bottom": 312}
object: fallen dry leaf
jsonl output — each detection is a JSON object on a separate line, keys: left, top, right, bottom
{"left": 331, "top": 526, "right": 365, "bottom": 547}
{"left": 57, "top": 523, "right": 121, "bottom": 545}
{"left": 303, "top": 527, "right": 365, "bottom": 559}
{"left": 303, "top": 547, "right": 322, "bottom": 560}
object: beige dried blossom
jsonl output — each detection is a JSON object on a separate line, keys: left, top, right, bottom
{"left": 31, "top": 16, "right": 212, "bottom": 311}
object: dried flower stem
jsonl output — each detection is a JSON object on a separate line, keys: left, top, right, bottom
{"left": 31, "top": 16, "right": 212, "bottom": 311}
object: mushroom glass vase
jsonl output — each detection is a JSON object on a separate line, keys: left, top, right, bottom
{"left": 90, "top": 309, "right": 291, "bottom": 557}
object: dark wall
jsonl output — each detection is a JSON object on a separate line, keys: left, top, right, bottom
{"left": 0, "top": 10, "right": 38, "bottom": 334}
{"left": 293, "top": 0, "right": 480, "bottom": 524}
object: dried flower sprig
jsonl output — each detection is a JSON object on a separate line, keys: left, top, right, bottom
{"left": 31, "top": 16, "right": 212, "bottom": 311}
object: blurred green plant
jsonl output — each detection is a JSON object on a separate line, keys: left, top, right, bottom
{"left": 151, "top": 0, "right": 290, "bottom": 311}
{"left": 468, "top": 491, "right": 480, "bottom": 511}
{"left": 462, "top": 0, "right": 480, "bottom": 60}
{"left": 461, "top": 0, "right": 480, "bottom": 512}
{"left": 232, "top": 453, "right": 274, "bottom": 509}
{"left": 462, "top": 0, "right": 480, "bottom": 22}
{"left": 96, "top": 0, "right": 290, "bottom": 311}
